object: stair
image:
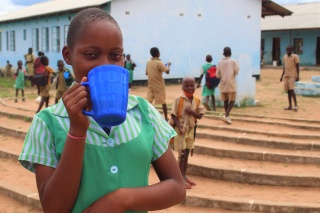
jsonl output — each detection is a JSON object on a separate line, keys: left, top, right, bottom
{"left": 1, "top": 97, "right": 320, "bottom": 212}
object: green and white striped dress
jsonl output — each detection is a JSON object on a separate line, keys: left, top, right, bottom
{"left": 19, "top": 95, "right": 176, "bottom": 213}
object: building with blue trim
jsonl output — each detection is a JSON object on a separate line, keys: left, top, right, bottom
{"left": 261, "top": 2, "right": 320, "bottom": 66}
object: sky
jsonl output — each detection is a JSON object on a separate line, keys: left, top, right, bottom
{"left": 0, "top": 0, "right": 319, "bottom": 16}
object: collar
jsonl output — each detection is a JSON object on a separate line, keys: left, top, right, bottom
{"left": 151, "top": 57, "right": 161, "bottom": 60}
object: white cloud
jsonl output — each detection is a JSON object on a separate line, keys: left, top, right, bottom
{"left": 0, "top": 0, "right": 25, "bottom": 16}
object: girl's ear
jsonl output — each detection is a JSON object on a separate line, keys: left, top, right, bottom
{"left": 62, "top": 46, "right": 72, "bottom": 65}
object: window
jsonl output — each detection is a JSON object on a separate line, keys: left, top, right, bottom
{"left": 32, "top": 28, "right": 39, "bottom": 51}
{"left": 10, "top": 31, "right": 15, "bottom": 51}
{"left": 0, "top": 32, "right": 2, "bottom": 51}
{"left": 6, "top": 31, "right": 9, "bottom": 51}
{"left": 52, "top": 26, "right": 60, "bottom": 52}
{"left": 293, "top": 38, "right": 303, "bottom": 55}
{"left": 42, "top": 27, "right": 49, "bottom": 52}
{"left": 23, "top": 29, "right": 26, "bottom": 40}
{"left": 64, "top": 25, "right": 69, "bottom": 46}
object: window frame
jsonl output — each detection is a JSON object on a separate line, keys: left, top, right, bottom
{"left": 52, "top": 26, "right": 60, "bottom": 52}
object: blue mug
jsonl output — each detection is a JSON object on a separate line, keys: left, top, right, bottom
{"left": 81, "top": 65, "right": 129, "bottom": 127}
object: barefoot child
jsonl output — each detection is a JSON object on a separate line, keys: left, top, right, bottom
{"left": 19, "top": 8, "right": 185, "bottom": 213}
{"left": 124, "top": 54, "right": 136, "bottom": 90}
{"left": 14, "top": 60, "right": 27, "bottom": 102}
{"left": 171, "top": 76, "right": 206, "bottom": 189}
{"left": 54, "top": 60, "right": 69, "bottom": 104}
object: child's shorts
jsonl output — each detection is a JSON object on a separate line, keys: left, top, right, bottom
{"left": 283, "top": 77, "right": 295, "bottom": 92}
{"left": 220, "top": 92, "right": 236, "bottom": 101}
{"left": 40, "top": 84, "right": 50, "bottom": 97}
{"left": 146, "top": 87, "right": 166, "bottom": 104}
{"left": 173, "top": 127, "right": 195, "bottom": 151}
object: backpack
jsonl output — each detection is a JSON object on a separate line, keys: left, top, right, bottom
{"left": 205, "top": 65, "right": 220, "bottom": 89}
{"left": 169, "top": 96, "right": 200, "bottom": 144}
{"left": 63, "top": 69, "right": 74, "bottom": 87}
{"left": 32, "top": 57, "right": 48, "bottom": 86}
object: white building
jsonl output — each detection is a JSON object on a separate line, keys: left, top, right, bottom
{"left": 0, "top": 0, "right": 290, "bottom": 106}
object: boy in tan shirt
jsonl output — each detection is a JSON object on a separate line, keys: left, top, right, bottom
{"left": 280, "top": 45, "right": 300, "bottom": 111}
{"left": 216, "top": 47, "right": 240, "bottom": 124}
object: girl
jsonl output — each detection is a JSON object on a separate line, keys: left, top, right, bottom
{"left": 19, "top": 8, "right": 185, "bottom": 213}
{"left": 124, "top": 54, "right": 136, "bottom": 90}
{"left": 14, "top": 60, "right": 26, "bottom": 102}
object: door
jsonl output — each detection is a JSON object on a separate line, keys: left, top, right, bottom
{"left": 316, "top": 37, "right": 320, "bottom": 65}
{"left": 272, "top": 37, "right": 281, "bottom": 61}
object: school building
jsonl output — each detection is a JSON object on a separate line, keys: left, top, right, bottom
{"left": 0, "top": 0, "right": 290, "bottom": 106}
{"left": 261, "top": 2, "right": 320, "bottom": 66}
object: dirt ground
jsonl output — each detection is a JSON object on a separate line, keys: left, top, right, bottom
{"left": 0, "top": 68, "right": 320, "bottom": 212}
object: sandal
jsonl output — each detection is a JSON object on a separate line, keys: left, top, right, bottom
{"left": 293, "top": 106, "right": 298, "bottom": 112}
{"left": 283, "top": 107, "right": 292, "bottom": 110}
{"left": 186, "top": 178, "right": 196, "bottom": 186}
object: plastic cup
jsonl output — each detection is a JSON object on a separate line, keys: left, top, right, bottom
{"left": 81, "top": 64, "right": 129, "bottom": 127}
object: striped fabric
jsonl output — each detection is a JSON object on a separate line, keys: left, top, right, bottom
{"left": 19, "top": 95, "right": 176, "bottom": 172}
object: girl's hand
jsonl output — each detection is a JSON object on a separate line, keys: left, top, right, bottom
{"left": 62, "top": 77, "right": 90, "bottom": 134}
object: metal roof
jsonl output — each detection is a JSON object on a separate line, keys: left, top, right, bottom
{"left": 262, "top": 0, "right": 293, "bottom": 17}
{"left": 262, "top": 2, "right": 320, "bottom": 31}
{"left": 0, "top": 0, "right": 111, "bottom": 23}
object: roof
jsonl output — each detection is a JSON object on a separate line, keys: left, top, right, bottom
{"left": 262, "top": 2, "right": 320, "bottom": 31}
{"left": 262, "top": 0, "right": 293, "bottom": 17}
{"left": 0, "top": 0, "right": 111, "bottom": 23}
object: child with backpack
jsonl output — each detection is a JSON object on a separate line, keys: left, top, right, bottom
{"left": 55, "top": 60, "right": 73, "bottom": 103}
{"left": 197, "top": 54, "right": 219, "bottom": 111}
{"left": 35, "top": 56, "right": 54, "bottom": 113}
{"left": 170, "top": 76, "right": 206, "bottom": 189}
{"left": 14, "top": 60, "right": 27, "bottom": 102}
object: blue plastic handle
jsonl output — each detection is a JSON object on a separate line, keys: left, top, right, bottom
{"left": 81, "top": 82, "right": 94, "bottom": 117}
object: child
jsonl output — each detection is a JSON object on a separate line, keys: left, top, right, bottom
{"left": 197, "top": 54, "right": 216, "bottom": 111}
{"left": 146, "top": 47, "right": 171, "bottom": 121}
{"left": 55, "top": 60, "right": 69, "bottom": 104}
{"left": 280, "top": 45, "right": 300, "bottom": 112}
{"left": 19, "top": 8, "right": 185, "bottom": 213}
{"left": 35, "top": 56, "right": 54, "bottom": 113}
{"left": 124, "top": 54, "right": 136, "bottom": 90}
{"left": 14, "top": 60, "right": 27, "bottom": 102}
{"left": 6, "top": 60, "right": 12, "bottom": 78}
{"left": 171, "top": 76, "right": 206, "bottom": 189}
{"left": 216, "top": 47, "right": 240, "bottom": 124}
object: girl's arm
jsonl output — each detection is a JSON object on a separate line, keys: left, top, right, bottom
{"left": 35, "top": 80, "right": 90, "bottom": 213}
{"left": 84, "top": 148, "right": 186, "bottom": 213}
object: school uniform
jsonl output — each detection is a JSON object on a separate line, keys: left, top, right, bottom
{"left": 216, "top": 57, "right": 240, "bottom": 101}
{"left": 24, "top": 54, "right": 36, "bottom": 76}
{"left": 55, "top": 69, "right": 68, "bottom": 100}
{"left": 200, "top": 63, "right": 215, "bottom": 96}
{"left": 39, "top": 66, "right": 54, "bottom": 97}
{"left": 125, "top": 60, "right": 135, "bottom": 83}
{"left": 19, "top": 95, "right": 176, "bottom": 213}
{"left": 15, "top": 68, "right": 27, "bottom": 90}
{"left": 146, "top": 57, "right": 169, "bottom": 104}
{"left": 283, "top": 53, "right": 300, "bottom": 92}
{"left": 170, "top": 93, "right": 206, "bottom": 150}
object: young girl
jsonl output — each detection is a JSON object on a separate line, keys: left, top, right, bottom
{"left": 124, "top": 54, "right": 136, "bottom": 90}
{"left": 14, "top": 60, "right": 26, "bottom": 102}
{"left": 19, "top": 8, "right": 185, "bottom": 213}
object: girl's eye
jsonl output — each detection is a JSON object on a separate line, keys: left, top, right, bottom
{"left": 84, "top": 52, "right": 97, "bottom": 58}
{"left": 110, "top": 53, "right": 124, "bottom": 60}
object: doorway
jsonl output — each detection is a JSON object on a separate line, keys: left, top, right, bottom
{"left": 272, "top": 37, "right": 281, "bottom": 61}
{"left": 316, "top": 37, "right": 320, "bottom": 65}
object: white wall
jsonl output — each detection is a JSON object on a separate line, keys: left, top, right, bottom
{"left": 111, "top": 0, "right": 260, "bottom": 105}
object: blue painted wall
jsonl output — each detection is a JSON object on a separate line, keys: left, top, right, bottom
{"left": 262, "top": 29, "right": 320, "bottom": 66}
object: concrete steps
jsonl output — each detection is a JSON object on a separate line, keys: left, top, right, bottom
{"left": 1, "top": 100, "right": 320, "bottom": 212}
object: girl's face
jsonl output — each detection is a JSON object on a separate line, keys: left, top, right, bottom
{"left": 63, "top": 20, "right": 124, "bottom": 82}
{"left": 182, "top": 79, "right": 195, "bottom": 94}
